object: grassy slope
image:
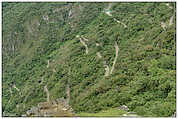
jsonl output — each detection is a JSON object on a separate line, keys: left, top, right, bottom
{"left": 77, "top": 108, "right": 127, "bottom": 117}
{"left": 2, "top": 2, "right": 176, "bottom": 117}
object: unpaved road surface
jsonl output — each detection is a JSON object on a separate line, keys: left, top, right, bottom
{"left": 97, "top": 52, "right": 102, "bottom": 58}
{"left": 161, "top": 22, "right": 166, "bottom": 30}
{"left": 47, "top": 60, "right": 50, "bottom": 68}
{"left": 104, "top": 4, "right": 127, "bottom": 28}
{"left": 13, "top": 84, "right": 22, "bottom": 97}
{"left": 9, "top": 87, "right": 12, "bottom": 94}
{"left": 114, "top": 18, "right": 127, "bottom": 28}
{"left": 110, "top": 42, "right": 119, "bottom": 74}
{"left": 79, "top": 37, "right": 89, "bottom": 54}
{"left": 44, "top": 85, "right": 50, "bottom": 102}
{"left": 66, "top": 79, "right": 70, "bottom": 106}
{"left": 39, "top": 77, "right": 44, "bottom": 84}
{"left": 166, "top": 3, "right": 173, "bottom": 9}
{"left": 96, "top": 43, "right": 100, "bottom": 46}
{"left": 81, "top": 36, "right": 89, "bottom": 42}
{"left": 104, "top": 64, "right": 110, "bottom": 76}
{"left": 13, "top": 84, "right": 20, "bottom": 92}
{"left": 169, "top": 15, "right": 174, "bottom": 26}
{"left": 103, "top": 61, "right": 110, "bottom": 77}
{"left": 95, "top": 41, "right": 110, "bottom": 76}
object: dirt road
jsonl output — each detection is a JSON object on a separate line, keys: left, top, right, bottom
{"left": 110, "top": 42, "right": 119, "bottom": 74}
{"left": 169, "top": 15, "right": 174, "bottom": 26}
{"left": 44, "top": 85, "right": 50, "bottom": 102}
{"left": 77, "top": 35, "right": 89, "bottom": 54}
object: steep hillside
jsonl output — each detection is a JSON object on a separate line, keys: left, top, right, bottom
{"left": 2, "top": 2, "right": 176, "bottom": 117}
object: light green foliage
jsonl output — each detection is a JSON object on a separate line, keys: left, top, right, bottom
{"left": 77, "top": 108, "right": 127, "bottom": 117}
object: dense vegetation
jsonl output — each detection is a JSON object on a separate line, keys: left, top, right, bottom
{"left": 2, "top": 2, "right": 176, "bottom": 117}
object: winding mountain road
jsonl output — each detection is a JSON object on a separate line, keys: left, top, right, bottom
{"left": 47, "top": 60, "right": 50, "bottom": 68}
{"left": 104, "top": 3, "right": 127, "bottom": 28}
{"left": 110, "top": 42, "right": 119, "bottom": 74}
{"left": 97, "top": 52, "right": 102, "bottom": 58}
{"left": 161, "top": 22, "right": 166, "bottom": 30}
{"left": 169, "top": 15, "right": 174, "bottom": 26}
{"left": 44, "top": 85, "right": 50, "bottom": 102}
{"left": 13, "top": 84, "right": 20, "bottom": 92}
{"left": 77, "top": 35, "right": 89, "bottom": 54}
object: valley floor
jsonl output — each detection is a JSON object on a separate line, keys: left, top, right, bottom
{"left": 77, "top": 108, "right": 139, "bottom": 117}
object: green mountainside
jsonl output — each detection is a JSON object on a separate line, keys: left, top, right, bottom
{"left": 2, "top": 2, "right": 176, "bottom": 117}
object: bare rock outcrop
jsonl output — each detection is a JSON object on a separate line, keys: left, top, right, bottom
{"left": 118, "top": 105, "right": 129, "bottom": 111}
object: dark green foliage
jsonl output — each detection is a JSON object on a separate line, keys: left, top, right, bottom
{"left": 2, "top": 2, "right": 176, "bottom": 117}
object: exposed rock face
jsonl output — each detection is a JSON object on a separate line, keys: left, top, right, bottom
{"left": 118, "top": 105, "right": 129, "bottom": 111}
{"left": 26, "top": 106, "right": 40, "bottom": 116}
{"left": 25, "top": 98, "right": 75, "bottom": 117}
{"left": 43, "top": 15, "right": 49, "bottom": 21}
